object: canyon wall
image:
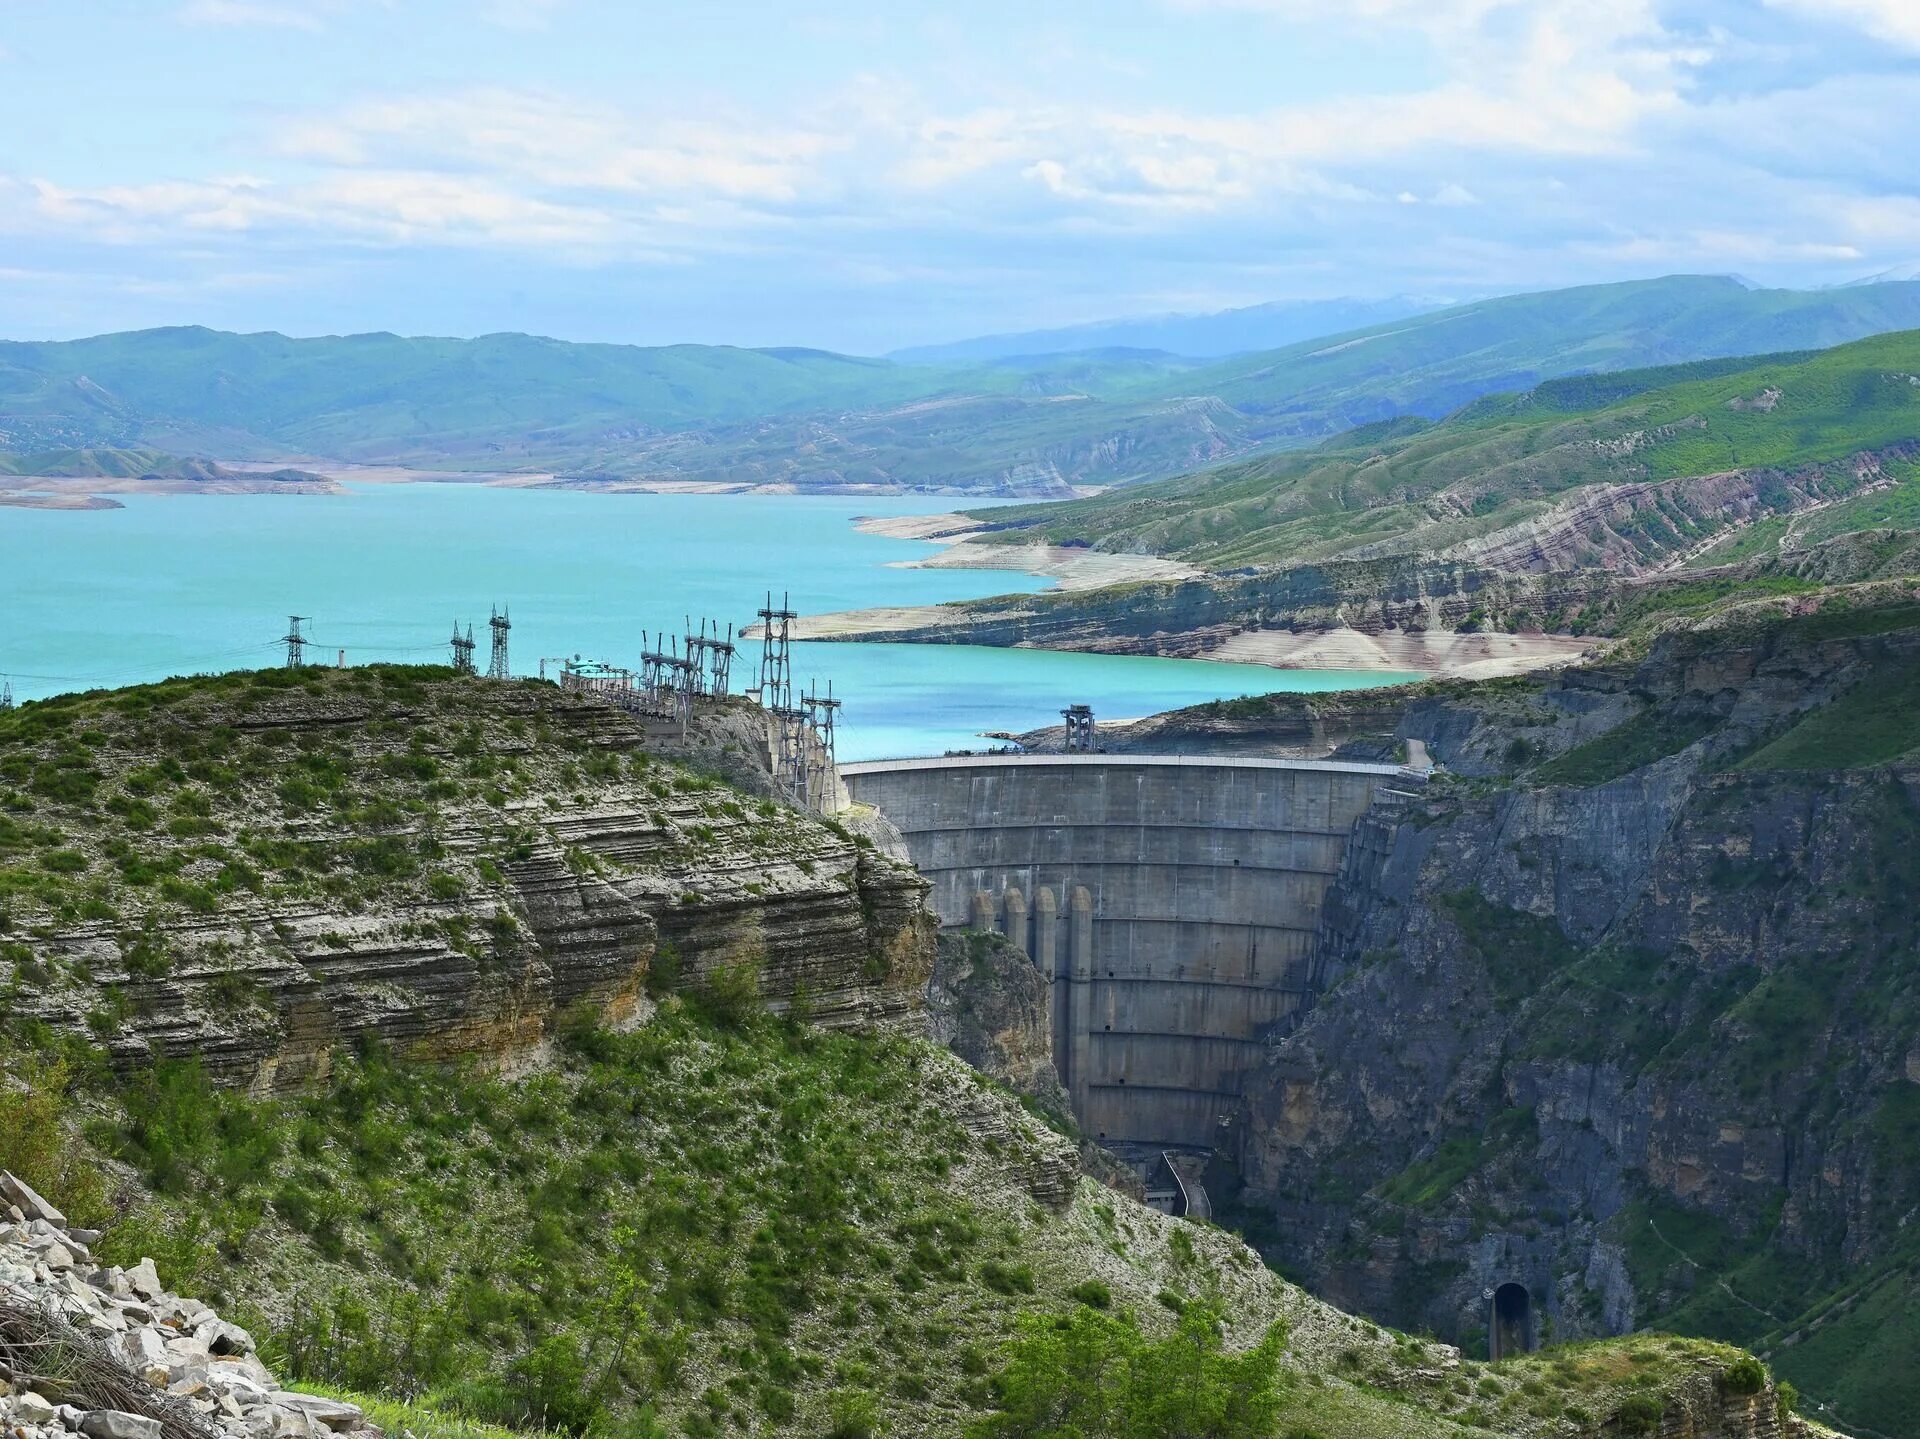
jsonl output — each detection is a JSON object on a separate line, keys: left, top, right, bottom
{"left": 1221, "top": 604, "right": 1920, "bottom": 1432}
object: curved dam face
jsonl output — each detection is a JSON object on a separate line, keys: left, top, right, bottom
{"left": 840, "top": 754, "right": 1402, "bottom": 1155}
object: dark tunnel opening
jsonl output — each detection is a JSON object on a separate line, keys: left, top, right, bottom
{"left": 1490, "top": 1282, "right": 1534, "bottom": 1361}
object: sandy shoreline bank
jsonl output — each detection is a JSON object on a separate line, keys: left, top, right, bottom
{"left": 0, "top": 473, "right": 342, "bottom": 509}
{"left": 771, "top": 592, "right": 1595, "bottom": 680}
{"left": 855, "top": 512, "right": 1201, "bottom": 591}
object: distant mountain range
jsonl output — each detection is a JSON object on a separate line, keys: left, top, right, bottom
{"left": 5, "top": 274, "right": 1920, "bottom": 495}
{"left": 885, "top": 295, "right": 1445, "bottom": 363}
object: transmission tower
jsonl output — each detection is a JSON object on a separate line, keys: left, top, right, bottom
{"left": 0, "top": 677, "right": 12, "bottom": 713}
{"left": 282, "top": 616, "right": 310, "bottom": 669}
{"left": 488, "top": 605, "right": 511, "bottom": 680}
{"left": 802, "top": 680, "right": 841, "bottom": 810}
{"left": 450, "top": 621, "right": 478, "bottom": 675}
{"left": 757, "top": 591, "right": 796, "bottom": 711}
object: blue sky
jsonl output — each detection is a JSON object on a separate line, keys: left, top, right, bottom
{"left": 1, "top": 0, "right": 1916, "bottom": 352}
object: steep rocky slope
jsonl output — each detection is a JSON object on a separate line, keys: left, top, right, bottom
{"left": 1216, "top": 594, "right": 1920, "bottom": 1437}
{"left": 0, "top": 665, "right": 1819, "bottom": 1438}
{"left": 0, "top": 666, "right": 929, "bottom": 1083}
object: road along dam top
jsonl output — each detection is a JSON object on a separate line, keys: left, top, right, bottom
{"left": 841, "top": 754, "right": 1409, "bottom": 1157}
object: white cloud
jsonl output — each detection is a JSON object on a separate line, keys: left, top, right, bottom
{"left": 1764, "top": 0, "right": 1920, "bottom": 48}
{"left": 175, "top": 1, "right": 323, "bottom": 30}
{"left": 279, "top": 90, "right": 839, "bottom": 204}
{"left": 19, "top": 172, "right": 629, "bottom": 252}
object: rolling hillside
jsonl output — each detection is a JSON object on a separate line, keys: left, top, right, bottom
{"left": 5, "top": 276, "right": 1920, "bottom": 494}
{"left": 970, "top": 329, "right": 1920, "bottom": 573}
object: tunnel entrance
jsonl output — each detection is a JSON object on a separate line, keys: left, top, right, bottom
{"left": 1489, "top": 1283, "right": 1534, "bottom": 1361}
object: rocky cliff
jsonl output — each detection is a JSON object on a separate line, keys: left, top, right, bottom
{"left": 0, "top": 666, "right": 932, "bottom": 1088}
{"left": 1223, "top": 594, "right": 1920, "bottom": 1436}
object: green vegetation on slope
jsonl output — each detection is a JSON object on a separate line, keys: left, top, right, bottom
{"left": 0, "top": 663, "right": 800, "bottom": 941}
{"left": 0, "top": 1008, "right": 1805, "bottom": 1439}
{"left": 1738, "top": 659, "right": 1920, "bottom": 769}
{"left": 969, "top": 327, "right": 1920, "bottom": 569}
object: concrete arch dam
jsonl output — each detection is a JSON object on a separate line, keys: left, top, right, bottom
{"left": 840, "top": 754, "right": 1407, "bottom": 1156}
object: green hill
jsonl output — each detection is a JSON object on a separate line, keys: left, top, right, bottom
{"left": 971, "top": 328, "right": 1920, "bottom": 571}
{"left": 6, "top": 276, "right": 1920, "bottom": 493}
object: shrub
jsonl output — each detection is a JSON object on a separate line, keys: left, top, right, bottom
{"left": 1068, "top": 1279, "right": 1111, "bottom": 1309}
{"left": 970, "top": 1304, "right": 1286, "bottom": 1439}
{"left": 1615, "top": 1393, "right": 1665, "bottom": 1434}
{"left": 979, "top": 1261, "right": 1036, "bottom": 1296}
{"left": 824, "top": 1389, "right": 884, "bottom": 1439}
{"left": 694, "top": 959, "right": 762, "bottom": 1028}
{"left": 0, "top": 1054, "right": 113, "bottom": 1225}
{"left": 1722, "top": 1355, "right": 1767, "bottom": 1395}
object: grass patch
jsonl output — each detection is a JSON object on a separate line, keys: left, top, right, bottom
{"left": 1534, "top": 708, "right": 1718, "bottom": 786}
{"left": 1738, "top": 660, "right": 1920, "bottom": 769}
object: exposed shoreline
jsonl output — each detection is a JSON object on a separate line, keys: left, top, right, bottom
{"left": 854, "top": 512, "right": 1200, "bottom": 591}
{"left": 0, "top": 472, "right": 341, "bottom": 509}
{"left": 785, "top": 606, "right": 1592, "bottom": 679}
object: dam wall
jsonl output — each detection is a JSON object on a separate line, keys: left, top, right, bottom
{"left": 840, "top": 754, "right": 1404, "bottom": 1153}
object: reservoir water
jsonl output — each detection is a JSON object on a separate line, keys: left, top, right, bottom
{"left": 1, "top": 484, "right": 1418, "bottom": 759}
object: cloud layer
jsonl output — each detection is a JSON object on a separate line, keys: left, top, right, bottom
{"left": 0, "top": 0, "right": 1915, "bottom": 348}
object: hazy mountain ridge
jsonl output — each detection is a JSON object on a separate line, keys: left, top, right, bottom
{"left": 886, "top": 294, "right": 1444, "bottom": 363}
{"left": 5, "top": 276, "right": 1920, "bottom": 496}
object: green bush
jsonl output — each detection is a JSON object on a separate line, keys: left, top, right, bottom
{"left": 824, "top": 1389, "right": 884, "bottom": 1439}
{"left": 970, "top": 1303, "right": 1286, "bottom": 1439}
{"left": 1722, "top": 1355, "right": 1767, "bottom": 1395}
{"left": 1614, "top": 1393, "right": 1665, "bottom": 1434}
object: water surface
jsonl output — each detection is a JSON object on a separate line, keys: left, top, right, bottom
{"left": 1, "top": 484, "right": 1417, "bottom": 758}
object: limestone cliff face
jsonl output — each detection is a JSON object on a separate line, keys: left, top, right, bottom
{"left": 1226, "top": 605, "right": 1920, "bottom": 1430}
{"left": 0, "top": 668, "right": 933, "bottom": 1089}
{"left": 925, "top": 931, "right": 1069, "bottom": 1117}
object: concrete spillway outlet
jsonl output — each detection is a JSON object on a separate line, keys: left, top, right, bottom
{"left": 841, "top": 754, "right": 1404, "bottom": 1154}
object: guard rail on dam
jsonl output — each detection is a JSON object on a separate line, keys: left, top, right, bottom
{"left": 840, "top": 754, "right": 1413, "bottom": 1155}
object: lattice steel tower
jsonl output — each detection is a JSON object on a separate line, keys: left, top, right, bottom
{"left": 757, "top": 591, "right": 796, "bottom": 710}
{"left": 0, "top": 678, "right": 12, "bottom": 713}
{"left": 451, "top": 622, "right": 478, "bottom": 675}
{"left": 488, "top": 605, "right": 511, "bottom": 680}
{"left": 282, "top": 616, "right": 309, "bottom": 669}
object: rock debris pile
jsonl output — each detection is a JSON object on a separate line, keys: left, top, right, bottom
{"left": 0, "top": 1172, "right": 375, "bottom": 1439}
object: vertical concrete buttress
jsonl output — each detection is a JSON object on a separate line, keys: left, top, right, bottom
{"left": 1068, "top": 885, "right": 1095, "bottom": 1124}
{"left": 1032, "top": 886, "right": 1058, "bottom": 975}
{"left": 1033, "top": 886, "right": 1061, "bottom": 1087}
{"left": 841, "top": 757, "right": 1398, "bottom": 1151}
{"left": 970, "top": 889, "right": 995, "bottom": 933}
{"left": 1002, "top": 886, "right": 1028, "bottom": 957}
